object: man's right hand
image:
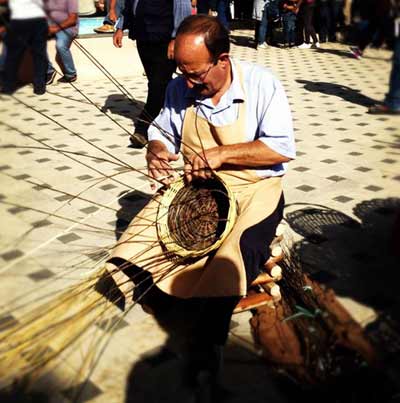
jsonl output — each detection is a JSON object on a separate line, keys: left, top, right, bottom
{"left": 113, "top": 29, "right": 123, "bottom": 48}
{"left": 146, "top": 141, "right": 179, "bottom": 189}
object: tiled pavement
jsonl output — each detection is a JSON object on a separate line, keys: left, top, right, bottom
{"left": 0, "top": 32, "right": 400, "bottom": 402}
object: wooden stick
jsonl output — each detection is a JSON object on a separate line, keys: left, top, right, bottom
{"left": 233, "top": 293, "right": 273, "bottom": 314}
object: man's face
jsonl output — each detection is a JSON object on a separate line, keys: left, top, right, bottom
{"left": 175, "top": 34, "right": 229, "bottom": 98}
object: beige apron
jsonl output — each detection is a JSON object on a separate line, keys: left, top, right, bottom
{"left": 111, "top": 65, "right": 283, "bottom": 298}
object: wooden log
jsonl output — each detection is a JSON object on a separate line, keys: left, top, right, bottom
{"left": 261, "top": 282, "right": 281, "bottom": 302}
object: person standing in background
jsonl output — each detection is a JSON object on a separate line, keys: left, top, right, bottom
{"left": 46, "top": 0, "right": 79, "bottom": 84}
{"left": 1, "top": 0, "right": 48, "bottom": 95}
{"left": 111, "top": 0, "right": 192, "bottom": 148}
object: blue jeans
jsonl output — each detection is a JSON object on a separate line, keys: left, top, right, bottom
{"left": 282, "top": 12, "right": 296, "bottom": 45}
{"left": 258, "top": 2, "right": 269, "bottom": 45}
{"left": 48, "top": 28, "right": 76, "bottom": 78}
{"left": 104, "top": 0, "right": 125, "bottom": 25}
{"left": 385, "top": 36, "right": 400, "bottom": 111}
{"left": 216, "top": 0, "right": 229, "bottom": 30}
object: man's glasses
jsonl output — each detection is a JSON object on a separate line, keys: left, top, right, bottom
{"left": 179, "top": 62, "right": 216, "bottom": 85}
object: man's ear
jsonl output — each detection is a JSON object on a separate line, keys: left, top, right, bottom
{"left": 218, "top": 53, "right": 230, "bottom": 67}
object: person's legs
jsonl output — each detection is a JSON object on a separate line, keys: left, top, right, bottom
{"left": 282, "top": 14, "right": 290, "bottom": 46}
{"left": 216, "top": 0, "right": 230, "bottom": 30}
{"left": 257, "top": 4, "right": 268, "bottom": 46}
{"left": 134, "top": 40, "right": 176, "bottom": 143}
{"left": 55, "top": 28, "right": 77, "bottom": 79}
{"left": 370, "top": 37, "right": 400, "bottom": 114}
{"left": 319, "top": 4, "right": 330, "bottom": 42}
{"left": 29, "top": 18, "right": 49, "bottom": 93}
{"left": 197, "top": 0, "right": 210, "bottom": 14}
{"left": 288, "top": 13, "right": 297, "bottom": 46}
{"left": 385, "top": 37, "right": 400, "bottom": 111}
{"left": 304, "top": 4, "right": 318, "bottom": 44}
{"left": 2, "top": 20, "right": 29, "bottom": 93}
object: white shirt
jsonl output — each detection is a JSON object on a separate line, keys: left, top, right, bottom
{"left": 148, "top": 59, "right": 296, "bottom": 178}
{"left": 9, "top": 0, "right": 46, "bottom": 20}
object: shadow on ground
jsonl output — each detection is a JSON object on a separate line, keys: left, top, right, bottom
{"left": 115, "top": 190, "right": 151, "bottom": 241}
{"left": 101, "top": 93, "right": 145, "bottom": 122}
{"left": 285, "top": 197, "right": 400, "bottom": 385}
{"left": 120, "top": 197, "right": 400, "bottom": 403}
{"left": 297, "top": 79, "right": 378, "bottom": 107}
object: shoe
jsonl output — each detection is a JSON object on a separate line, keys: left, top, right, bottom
{"left": 129, "top": 132, "right": 147, "bottom": 149}
{"left": 34, "top": 87, "right": 46, "bottom": 95}
{"left": 57, "top": 75, "right": 77, "bottom": 83}
{"left": 257, "top": 42, "right": 268, "bottom": 49}
{"left": 46, "top": 70, "right": 57, "bottom": 85}
{"left": 368, "top": 104, "right": 400, "bottom": 115}
{"left": 297, "top": 43, "right": 312, "bottom": 49}
{"left": 93, "top": 24, "right": 115, "bottom": 34}
{"left": 349, "top": 46, "right": 363, "bottom": 59}
{"left": 312, "top": 42, "right": 320, "bottom": 49}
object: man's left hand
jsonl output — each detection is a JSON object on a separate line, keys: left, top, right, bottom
{"left": 48, "top": 25, "right": 59, "bottom": 36}
{"left": 185, "top": 147, "right": 223, "bottom": 182}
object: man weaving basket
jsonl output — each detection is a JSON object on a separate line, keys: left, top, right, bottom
{"left": 105, "top": 14, "right": 295, "bottom": 396}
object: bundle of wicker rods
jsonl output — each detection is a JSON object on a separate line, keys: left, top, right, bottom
{"left": 0, "top": 174, "right": 238, "bottom": 389}
{"left": 0, "top": 267, "right": 121, "bottom": 389}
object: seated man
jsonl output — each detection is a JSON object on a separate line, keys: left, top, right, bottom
{"left": 46, "top": 0, "right": 79, "bottom": 84}
{"left": 94, "top": 0, "right": 125, "bottom": 33}
{"left": 106, "top": 14, "right": 295, "bottom": 394}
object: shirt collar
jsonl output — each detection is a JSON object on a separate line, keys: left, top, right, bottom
{"left": 184, "top": 58, "right": 245, "bottom": 107}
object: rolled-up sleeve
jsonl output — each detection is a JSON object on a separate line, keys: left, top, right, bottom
{"left": 256, "top": 76, "right": 296, "bottom": 160}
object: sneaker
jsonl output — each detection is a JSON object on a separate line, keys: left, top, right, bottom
{"left": 349, "top": 46, "right": 362, "bottom": 59}
{"left": 312, "top": 42, "right": 320, "bottom": 49}
{"left": 129, "top": 132, "right": 147, "bottom": 149}
{"left": 93, "top": 24, "right": 115, "bottom": 34}
{"left": 46, "top": 70, "right": 57, "bottom": 85}
{"left": 297, "top": 43, "right": 311, "bottom": 49}
{"left": 257, "top": 42, "right": 268, "bottom": 50}
{"left": 57, "top": 75, "right": 77, "bottom": 83}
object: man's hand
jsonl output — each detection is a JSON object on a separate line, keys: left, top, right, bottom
{"left": 184, "top": 147, "right": 223, "bottom": 182}
{"left": 167, "top": 39, "right": 175, "bottom": 59}
{"left": 48, "top": 25, "right": 59, "bottom": 36}
{"left": 146, "top": 140, "right": 179, "bottom": 188}
{"left": 109, "top": 8, "right": 117, "bottom": 23}
{"left": 113, "top": 29, "right": 123, "bottom": 48}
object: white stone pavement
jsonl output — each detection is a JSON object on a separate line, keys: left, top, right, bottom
{"left": 0, "top": 31, "right": 399, "bottom": 402}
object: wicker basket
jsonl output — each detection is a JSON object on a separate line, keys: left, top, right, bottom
{"left": 156, "top": 175, "right": 237, "bottom": 258}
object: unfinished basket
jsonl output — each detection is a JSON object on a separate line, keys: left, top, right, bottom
{"left": 156, "top": 174, "right": 237, "bottom": 258}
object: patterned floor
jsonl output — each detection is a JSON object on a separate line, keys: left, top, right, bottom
{"left": 0, "top": 31, "right": 399, "bottom": 402}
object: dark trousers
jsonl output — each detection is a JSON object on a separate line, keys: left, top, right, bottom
{"left": 135, "top": 40, "right": 176, "bottom": 135}
{"left": 318, "top": 4, "right": 331, "bottom": 42}
{"left": 298, "top": 4, "right": 318, "bottom": 44}
{"left": 3, "top": 18, "right": 48, "bottom": 92}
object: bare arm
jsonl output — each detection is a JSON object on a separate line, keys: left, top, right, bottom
{"left": 109, "top": 0, "right": 118, "bottom": 22}
{"left": 185, "top": 140, "right": 291, "bottom": 182}
{"left": 48, "top": 13, "right": 78, "bottom": 34}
